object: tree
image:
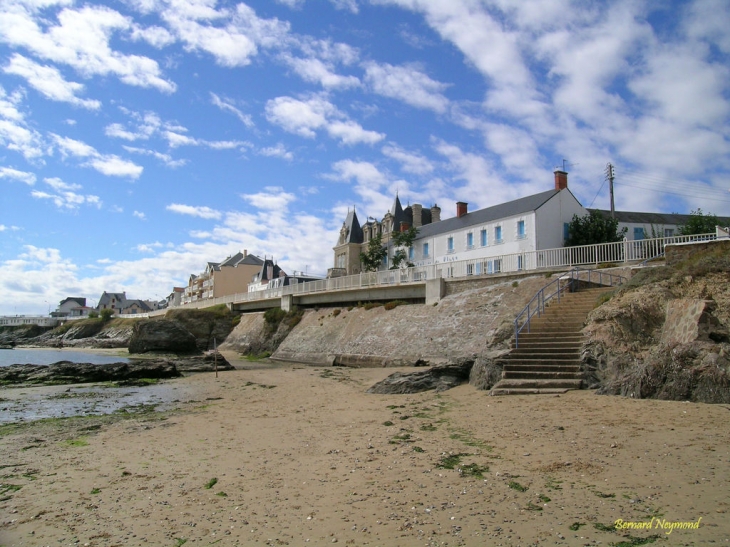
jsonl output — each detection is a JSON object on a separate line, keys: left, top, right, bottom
{"left": 564, "top": 210, "right": 627, "bottom": 247}
{"left": 678, "top": 209, "right": 718, "bottom": 236}
{"left": 390, "top": 226, "right": 418, "bottom": 269}
{"left": 99, "top": 308, "right": 114, "bottom": 322}
{"left": 360, "top": 234, "right": 388, "bottom": 272}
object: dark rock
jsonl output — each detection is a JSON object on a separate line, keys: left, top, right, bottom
{"left": 469, "top": 351, "right": 509, "bottom": 390}
{"left": 0, "top": 360, "right": 180, "bottom": 386}
{"left": 367, "top": 358, "right": 474, "bottom": 394}
{"left": 164, "top": 308, "right": 235, "bottom": 351}
{"left": 128, "top": 320, "right": 198, "bottom": 354}
{"left": 171, "top": 350, "right": 234, "bottom": 372}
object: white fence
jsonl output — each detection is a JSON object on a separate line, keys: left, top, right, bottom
{"left": 148, "top": 232, "right": 717, "bottom": 314}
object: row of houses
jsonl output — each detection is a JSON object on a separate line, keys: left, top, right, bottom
{"left": 330, "top": 169, "right": 730, "bottom": 276}
{"left": 51, "top": 292, "right": 157, "bottom": 319}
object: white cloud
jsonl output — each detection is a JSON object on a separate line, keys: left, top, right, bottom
{"left": 166, "top": 203, "right": 222, "bottom": 219}
{"left": 259, "top": 143, "right": 293, "bottom": 161}
{"left": 241, "top": 186, "right": 296, "bottom": 210}
{"left": 133, "top": 210, "right": 147, "bottom": 220}
{"left": 0, "top": 166, "right": 37, "bottom": 185}
{"left": 51, "top": 133, "right": 144, "bottom": 178}
{"left": 280, "top": 54, "right": 360, "bottom": 89}
{"left": 381, "top": 143, "right": 433, "bottom": 175}
{"left": 210, "top": 92, "right": 254, "bottom": 127}
{"left": 4, "top": 53, "right": 101, "bottom": 109}
{"left": 0, "top": 224, "right": 21, "bottom": 231}
{"left": 363, "top": 61, "right": 449, "bottom": 113}
{"left": 160, "top": 0, "right": 289, "bottom": 67}
{"left": 129, "top": 23, "right": 175, "bottom": 48}
{"left": 265, "top": 95, "right": 384, "bottom": 145}
{"left": 31, "top": 176, "right": 102, "bottom": 209}
{"left": 123, "top": 145, "right": 187, "bottom": 168}
{"left": 0, "top": 3, "right": 176, "bottom": 92}
{"left": 0, "top": 86, "right": 46, "bottom": 159}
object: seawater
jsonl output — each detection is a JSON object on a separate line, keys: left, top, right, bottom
{"left": 0, "top": 348, "right": 129, "bottom": 367}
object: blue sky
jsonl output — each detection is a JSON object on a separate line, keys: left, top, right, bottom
{"left": 1, "top": 0, "right": 729, "bottom": 315}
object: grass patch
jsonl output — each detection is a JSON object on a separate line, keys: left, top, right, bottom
{"left": 383, "top": 300, "right": 408, "bottom": 310}
{"left": 538, "top": 494, "right": 551, "bottom": 503}
{"left": 435, "top": 453, "right": 487, "bottom": 478}
{"left": 508, "top": 481, "right": 528, "bottom": 492}
{"left": 0, "top": 484, "right": 22, "bottom": 496}
{"left": 64, "top": 437, "right": 89, "bottom": 447}
{"left": 545, "top": 477, "right": 563, "bottom": 490}
{"left": 595, "top": 491, "right": 616, "bottom": 498}
{"left": 215, "top": 491, "right": 227, "bottom": 497}
{"left": 610, "top": 536, "right": 660, "bottom": 547}
{"left": 382, "top": 421, "right": 394, "bottom": 427}
{"left": 458, "top": 463, "right": 488, "bottom": 478}
{"left": 412, "top": 446, "right": 424, "bottom": 453}
{"left": 175, "top": 539, "right": 188, "bottom": 546}
{"left": 204, "top": 478, "right": 218, "bottom": 489}
{"left": 90, "top": 487, "right": 101, "bottom": 494}
{"left": 525, "top": 501, "right": 543, "bottom": 511}
{"left": 448, "top": 428, "right": 492, "bottom": 451}
{"left": 420, "top": 423, "right": 437, "bottom": 431}
{"left": 245, "top": 351, "right": 271, "bottom": 361}
{"left": 594, "top": 522, "right": 616, "bottom": 532}
{"left": 569, "top": 522, "right": 585, "bottom": 531}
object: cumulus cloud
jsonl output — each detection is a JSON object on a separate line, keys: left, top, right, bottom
{"left": 4, "top": 53, "right": 101, "bottom": 109}
{"left": 363, "top": 61, "right": 450, "bottom": 113}
{"left": 31, "top": 176, "right": 102, "bottom": 209}
{"left": 0, "top": 166, "right": 37, "bottom": 185}
{"left": 0, "top": 85, "right": 46, "bottom": 159}
{"left": 241, "top": 186, "right": 296, "bottom": 210}
{"left": 381, "top": 143, "right": 434, "bottom": 175}
{"left": 166, "top": 203, "right": 222, "bottom": 219}
{"left": 259, "top": 143, "right": 293, "bottom": 161}
{"left": 265, "top": 95, "right": 384, "bottom": 145}
{"left": 0, "top": 2, "right": 176, "bottom": 92}
{"left": 51, "top": 134, "right": 143, "bottom": 178}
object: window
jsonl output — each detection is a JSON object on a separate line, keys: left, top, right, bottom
{"left": 664, "top": 228, "right": 674, "bottom": 237}
{"left": 563, "top": 222, "right": 570, "bottom": 241}
{"left": 494, "top": 259, "right": 502, "bottom": 272}
{"left": 480, "top": 229, "right": 487, "bottom": 246}
{"left": 634, "top": 227, "right": 645, "bottom": 240}
{"left": 475, "top": 262, "right": 482, "bottom": 275}
{"left": 408, "top": 247, "right": 414, "bottom": 260}
{"left": 495, "top": 226, "right": 503, "bottom": 243}
{"left": 517, "top": 220, "right": 526, "bottom": 239}
{"left": 423, "top": 242, "right": 429, "bottom": 257}
{"left": 466, "top": 263, "right": 474, "bottom": 276}
{"left": 517, "top": 255, "right": 523, "bottom": 271}
{"left": 466, "top": 232, "right": 474, "bottom": 249}
{"left": 447, "top": 236, "right": 454, "bottom": 253}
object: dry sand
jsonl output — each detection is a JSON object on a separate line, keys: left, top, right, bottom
{"left": 1, "top": 354, "right": 729, "bottom": 547}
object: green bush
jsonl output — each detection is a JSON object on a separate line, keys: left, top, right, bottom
{"left": 332, "top": 309, "right": 341, "bottom": 317}
{"left": 100, "top": 308, "right": 114, "bottom": 322}
{"left": 384, "top": 300, "right": 407, "bottom": 310}
{"left": 88, "top": 310, "right": 99, "bottom": 318}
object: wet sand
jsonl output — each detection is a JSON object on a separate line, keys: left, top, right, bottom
{"left": 1, "top": 355, "right": 728, "bottom": 546}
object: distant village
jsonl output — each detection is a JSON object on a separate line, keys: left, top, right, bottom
{"left": 3, "top": 169, "right": 729, "bottom": 328}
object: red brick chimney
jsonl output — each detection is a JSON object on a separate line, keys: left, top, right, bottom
{"left": 554, "top": 169, "right": 568, "bottom": 190}
{"left": 456, "top": 201, "right": 468, "bottom": 217}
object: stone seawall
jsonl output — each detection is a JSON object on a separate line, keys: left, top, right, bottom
{"left": 222, "top": 275, "right": 554, "bottom": 366}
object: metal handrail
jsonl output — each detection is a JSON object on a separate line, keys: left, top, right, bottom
{"left": 513, "top": 268, "right": 626, "bottom": 348}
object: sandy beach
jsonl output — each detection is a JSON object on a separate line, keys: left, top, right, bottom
{"left": 1, "top": 355, "right": 729, "bottom": 546}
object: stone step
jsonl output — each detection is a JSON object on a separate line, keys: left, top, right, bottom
{"left": 498, "top": 358, "right": 581, "bottom": 367}
{"left": 503, "top": 363, "right": 581, "bottom": 371}
{"left": 510, "top": 347, "right": 581, "bottom": 355}
{"left": 502, "top": 371, "right": 583, "bottom": 380}
{"left": 492, "top": 378, "right": 583, "bottom": 390}
{"left": 490, "top": 387, "right": 571, "bottom": 396}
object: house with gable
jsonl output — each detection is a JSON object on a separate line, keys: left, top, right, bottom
{"left": 183, "top": 251, "right": 264, "bottom": 304}
{"left": 97, "top": 292, "right": 127, "bottom": 315}
{"left": 331, "top": 169, "right": 587, "bottom": 275}
{"left": 51, "top": 297, "right": 91, "bottom": 318}
{"left": 588, "top": 210, "right": 730, "bottom": 241}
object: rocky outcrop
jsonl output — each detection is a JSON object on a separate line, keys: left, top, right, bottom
{"left": 0, "top": 360, "right": 180, "bottom": 386}
{"left": 583, "top": 258, "right": 730, "bottom": 403}
{"left": 164, "top": 308, "right": 235, "bottom": 351}
{"left": 366, "top": 358, "right": 474, "bottom": 394}
{"left": 468, "top": 350, "right": 510, "bottom": 391}
{"left": 172, "top": 351, "right": 234, "bottom": 372}
{"left": 128, "top": 320, "right": 198, "bottom": 354}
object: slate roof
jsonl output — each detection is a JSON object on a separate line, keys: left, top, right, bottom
{"left": 415, "top": 189, "right": 561, "bottom": 239}
{"left": 342, "top": 209, "right": 364, "bottom": 244}
{"left": 59, "top": 297, "right": 86, "bottom": 307}
{"left": 220, "top": 252, "right": 264, "bottom": 267}
{"left": 590, "top": 209, "right": 730, "bottom": 227}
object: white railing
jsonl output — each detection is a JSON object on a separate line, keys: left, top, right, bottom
{"left": 163, "top": 233, "right": 716, "bottom": 311}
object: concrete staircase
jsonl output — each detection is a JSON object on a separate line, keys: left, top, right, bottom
{"left": 490, "top": 287, "right": 606, "bottom": 396}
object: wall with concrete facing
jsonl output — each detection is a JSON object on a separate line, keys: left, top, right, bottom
{"left": 666, "top": 238, "right": 730, "bottom": 266}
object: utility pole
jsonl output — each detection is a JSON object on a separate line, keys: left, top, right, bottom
{"left": 605, "top": 163, "right": 615, "bottom": 218}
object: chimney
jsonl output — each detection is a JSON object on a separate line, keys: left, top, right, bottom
{"left": 554, "top": 169, "right": 568, "bottom": 190}
{"left": 456, "top": 201, "right": 468, "bottom": 218}
{"left": 400, "top": 221, "right": 411, "bottom": 232}
{"left": 412, "top": 203, "right": 423, "bottom": 228}
{"left": 431, "top": 204, "right": 441, "bottom": 223}
{"left": 243, "top": 249, "right": 247, "bottom": 257}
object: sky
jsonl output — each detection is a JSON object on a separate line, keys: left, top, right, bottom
{"left": 1, "top": 0, "right": 729, "bottom": 315}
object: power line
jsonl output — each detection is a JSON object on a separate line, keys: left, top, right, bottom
{"left": 614, "top": 181, "right": 730, "bottom": 204}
